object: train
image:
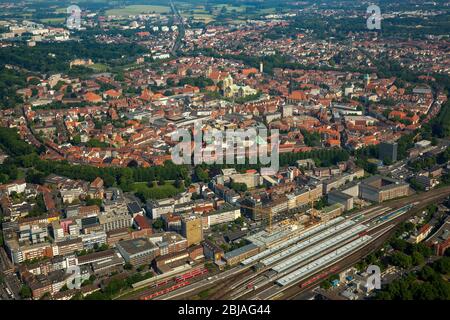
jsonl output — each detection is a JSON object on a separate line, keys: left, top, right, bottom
{"left": 299, "top": 265, "right": 339, "bottom": 289}
{"left": 140, "top": 281, "right": 190, "bottom": 300}
{"left": 175, "top": 268, "right": 208, "bottom": 283}
{"left": 140, "top": 267, "right": 208, "bottom": 300}
{"left": 358, "top": 230, "right": 369, "bottom": 237}
{"left": 155, "top": 279, "right": 170, "bottom": 287}
{"left": 376, "top": 204, "right": 415, "bottom": 223}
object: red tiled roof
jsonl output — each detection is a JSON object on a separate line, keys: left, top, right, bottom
{"left": 134, "top": 215, "right": 151, "bottom": 229}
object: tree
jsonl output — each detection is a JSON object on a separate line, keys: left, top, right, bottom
{"left": 418, "top": 266, "right": 439, "bottom": 282}
{"left": 390, "top": 238, "right": 410, "bottom": 252}
{"left": 320, "top": 280, "right": 331, "bottom": 290}
{"left": 195, "top": 166, "right": 209, "bottom": 182}
{"left": 26, "top": 169, "right": 45, "bottom": 185}
{"left": 390, "top": 252, "right": 412, "bottom": 269}
{"left": 412, "top": 282, "right": 437, "bottom": 300}
{"left": 85, "top": 197, "right": 102, "bottom": 207}
{"left": 234, "top": 217, "right": 245, "bottom": 227}
{"left": 314, "top": 197, "right": 328, "bottom": 210}
{"left": 70, "top": 292, "right": 84, "bottom": 300}
{"left": 411, "top": 251, "right": 424, "bottom": 266}
{"left": 191, "top": 192, "right": 201, "bottom": 200}
{"left": 433, "top": 257, "right": 450, "bottom": 274}
{"left": 301, "top": 129, "right": 322, "bottom": 147}
{"left": 123, "top": 263, "right": 133, "bottom": 270}
{"left": 230, "top": 182, "right": 247, "bottom": 193}
{"left": 174, "top": 178, "right": 182, "bottom": 189}
{"left": 152, "top": 218, "right": 164, "bottom": 230}
{"left": 414, "top": 243, "right": 433, "bottom": 258}
{"left": 19, "top": 285, "right": 32, "bottom": 299}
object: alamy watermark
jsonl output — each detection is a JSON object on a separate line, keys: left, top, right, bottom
{"left": 65, "top": 265, "right": 89, "bottom": 290}
{"left": 366, "top": 5, "right": 382, "bottom": 30}
{"left": 365, "top": 265, "right": 381, "bottom": 291}
{"left": 171, "top": 123, "right": 280, "bottom": 175}
{"left": 66, "top": 5, "right": 82, "bottom": 30}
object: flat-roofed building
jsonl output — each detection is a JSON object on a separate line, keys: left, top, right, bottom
{"left": 426, "top": 216, "right": 450, "bottom": 256}
{"left": 148, "top": 232, "right": 187, "bottom": 256}
{"left": 229, "top": 172, "right": 262, "bottom": 189}
{"left": 204, "top": 204, "right": 241, "bottom": 229}
{"left": 99, "top": 212, "right": 132, "bottom": 232}
{"left": 379, "top": 142, "right": 398, "bottom": 163}
{"left": 146, "top": 199, "right": 175, "bottom": 219}
{"left": 80, "top": 231, "right": 107, "bottom": 250}
{"left": 203, "top": 240, "right": 224, "bottom": 263}
{"left": 328, "top": 190, "right": 354, "bottom": 211}
{"left": 181, "top": 215, "right": 203, "bottom": 247}
{"left": 154, "top": 251, "right": 191, "bottom": 273}
{"left": 223, "top": 243, "right": 259, "bottom": 266}
{"left": 116, "top": 238, "right": 159, "bottom": 266}
{"left": 317, "top": 203, "right": 345, "bottom": 222}
{"left": 106, "top": 228, "right": 132, "bottom": 247}
{"left": 55, "top": 238, "right": 83, "bottom": 256}
{"left": 322, "top": 169, "right": 365, "bottom": 195}
{"left": 77, "top": 248, "right": 124, "bottom": 275}
{"left": 5, "top": 239, "right": 53, "bottom": 264}
{"left": 359, "top": 175, "right": 409, "bottom": 203}
{"left": 77, "top": 249, "right": 118, "bottom": 266}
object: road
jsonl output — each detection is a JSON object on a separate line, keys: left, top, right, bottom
{"left": 170, "top": 0, "right": 185, "bottom": 55}
{"left": 21, "top": 105, "right": 64, "bottom": 159}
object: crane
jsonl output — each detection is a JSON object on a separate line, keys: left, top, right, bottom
{"left": 238, "top": 203, "right": 273, "bottom": 233}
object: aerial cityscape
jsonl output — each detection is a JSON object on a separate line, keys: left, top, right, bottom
{"left": 0, "top": 0, "right": 449, "bottom": 305}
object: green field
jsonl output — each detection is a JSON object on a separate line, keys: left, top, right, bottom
{"left": 176, "top": 2, "right": 275, "bottom": 24}
{"left": 181, "top": 12, "right": 215, "bottom": 23}
{"left": 40, "top": 18, "right": 65, "bottom": 24}
{"left": 87, "top": 64, "right": 109, "bottom": 72}
{"left": 132, "top": 181, "right": 185, "bottom": 200}
{"left": 105, "top": 5, "right": 171, "bottom": 16}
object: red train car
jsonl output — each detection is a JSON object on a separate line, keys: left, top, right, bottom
{"left": 155, "top": 279, "right": 170, "bottom": 287}
{"left": 299, "top": 265, "right": 339, "bottom": 288}
{"left": 175, "top": 268, "right": 208, "bottom": 282}
{"left": 358, "top": 230, "right": 368, "bottom": 237}
{"left": 140, "top": 281, "right": 190, "bottom": 300}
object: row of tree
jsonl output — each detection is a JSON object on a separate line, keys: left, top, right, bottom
{"left": 375, "top": 255, "right": 450, "bottom": 300}
{"left": 0, "top": 127, "right": 190, "bottom": 188}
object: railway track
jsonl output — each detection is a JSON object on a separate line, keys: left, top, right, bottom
{"left": 230, "top": 189, "right": 450, "bottom": 300}
{"left": 248, "top": 190, "right": 450, "bottom": 300}
{"left": 149, "top": 187, "right": 450, "bottom": 301}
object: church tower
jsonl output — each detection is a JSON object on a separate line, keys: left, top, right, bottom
{"left": 364, "top": 74, "right": 371, "bottom": 86}
{"left": 223, "top": 74, "right": 233, "bottom": 89}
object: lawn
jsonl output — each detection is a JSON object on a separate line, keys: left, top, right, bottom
{"left": 40, "top": 18, "right": 65, "bottom": 24}
{"left": 105, "top": 5, "right": 171, "bottom": 16}
{"left": 176, "top": 2, "right": 255, "bottom": 23}
{"left": 132, "top": 182, "right": 185, "bottom": 200}
{"left": 212, "top": 4, "right": 248, "bottom": 13}
{"left": 181, "top": 12, "right": 215, "bottom": 23}
{"left": 87, "top": 64, "right": 109, "bottom": 72}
